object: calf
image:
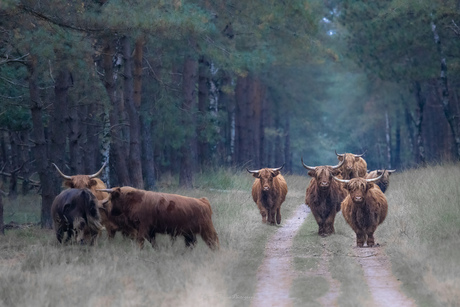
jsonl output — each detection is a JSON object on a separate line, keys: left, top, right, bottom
{"left": 51, "top": 188, "right": 103, "bottom": 245}
{"left": 98, "top": 187, "right": 219, "bottom": 250}
{"left": 333, "top": 174, "right": 387, "bottom": 247}
{"left": 365, "top": 169, "right": 395, "bottom": 193}
{"left": 247, "top": 165, "right": 288, "bottom": 225}
{"left": 302, "top": 158, "right": 346, "bottom": 236}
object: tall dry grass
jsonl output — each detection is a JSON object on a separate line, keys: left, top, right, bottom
{"left": 380, "top": 163, "right": 460, "bottom": 307}
{"left": 0, "top": 168, "right": 302, "bottom": 307}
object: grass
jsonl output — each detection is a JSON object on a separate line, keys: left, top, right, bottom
{"left": 1, "top": 164, "right": 460, "bottom": 306}
{"left": 0, "top": 168, "right": 301, "bottom": 307}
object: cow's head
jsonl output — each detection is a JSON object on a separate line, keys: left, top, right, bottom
{"left": 301, "top": 158, "right": 343, "bottom": 190}
{"left": 333, "top": 174, "right": 382, "bottom": 204}
{"left": 335, "top": 150, "right": 365, "bottom": 172}
{"left": 52, "top": 162, "right": 106, "bottom": 190}
{"left": 247, "top": 165, "right": 284, "bottom": 192}
{"left": 97, "top": 187, "right": 143, "bottom": 216}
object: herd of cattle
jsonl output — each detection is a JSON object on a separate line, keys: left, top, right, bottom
{"left": 50, "top": 151, "right": 394, "bottom": 249}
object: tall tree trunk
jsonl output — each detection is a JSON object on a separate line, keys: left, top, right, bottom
{"left": 413, "top": 81, "right": 426, "bottom": 165}
{"left": 394, "top": 112, "right": 401, "bottom": 169}
{"left": 141, "top": 116, "right": 155, "bottom": 190}
{"left": 431, "top": 21, "right": 460, "bottom": 160}
{"left": 197, "top": 56, "right": 210, "bottom": 168}
{"left": 235, "top": 76, "right": 250, "bottom": 165}
{"left": 28, "top": 55, "right": 54, "bottom": 229}
{"left": 69, "top": 102, "right": 83, "bottom": 174}
{"left": 84, "top": 102, "right": 99, "bottom": 174}
{"left": 284, "top": 117, "right": 291, "bottom": 172}
{"left": 385, "top": 110, "right": 392, "bottom": 169}
{"left": 123, "top": 36, "right": 143, "bottom": 188}
{"left": 0, "top": 190, "right": 3, "bottom": 235}
{"left": 102, "top": 38, "right": 130, "bottom": 186}
{"left": 179, "top": 55, "right": 198, "bottom": 188}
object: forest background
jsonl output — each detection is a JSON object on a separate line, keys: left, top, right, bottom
{"left": 1, "top": 0, "right": 460, "bottom": 228}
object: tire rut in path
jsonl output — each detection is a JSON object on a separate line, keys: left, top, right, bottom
{"left": 250, "top": 204, "right": 309, "bottom": 307}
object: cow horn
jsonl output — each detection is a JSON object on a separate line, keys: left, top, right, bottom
{"left": 387, "top": 169, "right": 396, "bottom": 173}
{"left": 332, "top": 176, "right": 349, "bottom": 183}
{"left": 365, "top": 172, "right": 383, "bottom": 182}
{"left": 335, "top": 150, "right": 344, "bottom": 157}
{"left": 96, "top": 188, "right": 114, "bottom": 193}
{"left": 301, "top": 157, "right": 316, "bottom": 171}
{"left": 52, "top": 163, "right": 72, "bottom": 180}
{"left": 353, "top": 150, "right": 366, "bottom": 157}
{"left": 270, "top": 164, "right": 285, "bottom": 172}
{"left": 246, "top": 168, "right": 260, "bottom": 174}
{"left": 89, "top": 162, "right": 107, "bottom": 179}
{"left": 330, "top": 159, "right": 345, "bottom": 170}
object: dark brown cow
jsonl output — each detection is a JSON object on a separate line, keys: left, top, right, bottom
{"left": 52, "top": 162, "right": 126, "bottom": 238}
{"left": 51, "top": 188, "right": 103, "bottom": 245}
{"left": 302, "top": 158, "right": 346, "bottom": 236}
{"left": 97, "top": 187, "right": 219, "bottom": 250}
{"left": 365, "top": 169, "right": 396, "bottom": 193}
{"left": 335, "top": 150, "right": 368, "bottom": 179}
{"left": 333, "top": 174, "right": 387, "bottom": 247}
{"left": 247, "top": 165, "right": 288, "bottom": 225}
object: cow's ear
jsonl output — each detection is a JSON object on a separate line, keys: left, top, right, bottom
{"left": 252, "top": 173, "right": 260, "bottom": 178}
{"left": 366, "top": 182, "right": 374, "bottom": 191}
{"left": 64, "top": 180, "right": 73, "bottom": 188}
{"left": 307, "top": 170, "right": 315, "bottom": 177}
{"left": 332, "top": 169, "right": 341, "bottom": 176}
{"left": 88, "top": 179, "right": 98, "bottom": 188}
{"left": 272, "top": 170, "right": 280, "bottom": 177}
{"left": 338, "top": 156, "right": 344, "bottom": 162}
{"left": 354, "top": 156, "right": 360, "bottom": 162}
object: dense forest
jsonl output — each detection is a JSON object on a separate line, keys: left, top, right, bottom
{"left": 1, "top": 0, "right": 460, "bottom": 227}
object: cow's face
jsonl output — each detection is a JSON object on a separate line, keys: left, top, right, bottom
{"left": 344, "top": 178, "right": 373, "bottom": 204}
{"left": 309, "top": 166, "right": 340, "bottom": 190}
{"left": 64, "top": 176, "right": 99, "bottom": 190}
{"left": 254, "top": 169, "right": 280, "bottom": 192}
{"left": 338, "top": 154, "right": 360, "bottom": 172}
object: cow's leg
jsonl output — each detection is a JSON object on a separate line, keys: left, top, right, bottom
{"left": 257, "top": 203, "right": 267, "bottom": 223}
{"left": 276, "top": 206, "right": 281, "bottom": 225}
{"left": 356, "top": 231, "right": 366, "bottom": 247}
{"left": 201, "top": 226, "right": 220, "bottom": 251}
{"left": 268, "top": 209, "right": 276, "bottom": 225}
{"left": 184, "top": 233, "right": 197, "bottom": 248}
{"left": 324, "top": 211, "right": 337, "bottom": 235}
{"left": 311, "top": 210, "right": 325, "bottom": 235}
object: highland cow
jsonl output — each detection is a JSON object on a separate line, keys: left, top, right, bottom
{"left": 365, "top": 169, "right": 396, "bottom": 193}
{"left": 335, "top": 150, "right": 368, "bottom": 179}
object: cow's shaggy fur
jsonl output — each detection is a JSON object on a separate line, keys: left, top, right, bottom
{"left": 337, "top": 153, "right": 368, "bottom": 179}
{"left": 102, "top": 187, "right": 219, "bottom": 250}
{"left": 305, "top": 166, "right": 347, "bottom": 236}
{"left": 365, "top": 169, "right": 395, "bottom": 193}
{"left": 337, "top": 177, "right": 388, "bottom": 247}
{"left": 250, "top": 168, "right": 288, "bottom": 225}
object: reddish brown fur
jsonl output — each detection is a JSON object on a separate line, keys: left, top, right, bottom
{"left": 251, "top": 169, "right": 288, "bottom": 225}
{"left": 305, "top": 166, "right": 347, "bottom": 236}
{"left": 340, "top": 178, "right": 388, "bottom": 247}
{"left": 337, "top": 153, "right": 368, "bottom": 179}
{"left": 365, "top": 170, "right": 394, "bottom": 193}
{"left": 104, "top": 187, "right": 219, "bottom": 250}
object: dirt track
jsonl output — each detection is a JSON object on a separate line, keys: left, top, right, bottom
{"left": 250, "top": 204, "right": 416, "bottom": 307}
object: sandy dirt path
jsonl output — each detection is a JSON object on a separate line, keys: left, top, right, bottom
{"left": 354, "top": 247, "right": 416, "bottom": 307}
{"left": 251, "top": 204, "right": 416, "bottom": 307}
{"left": 250, "top": 204, "right": 309, "bottom": 307}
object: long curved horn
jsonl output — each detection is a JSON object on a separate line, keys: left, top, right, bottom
{"left": 332, "top": 176, "right": 349, "bottom": 183}
{"left": 270, "top": 164, "right": 285, "bottom": 172}
{"left": 330, "top": 159, "right": 345, "bottom": 170}
{"left": 301, "top": 157, "right": 316, "bottom": 171}
{"left": 89, "top": 162, "right": 107, "bottom": 178}
{"left": 353, "top": 150, "right": 366, "bottom": 157}
{"left": 365, "top": 172, "right": 383, "bottom": 182}
{"left": 96, "top": 188, "right": 114, "bottom": 193}
{"left": 52, "top": 163, "right": 72, "bottom": 180}
{"left": 335, "top": 150, "right": 344, "bottom": 157}
{"left": 246, "top": 168, "right": 260, "bottom": 174}
{"left": 387, "top": 169, "right": 396, "bottom": 173}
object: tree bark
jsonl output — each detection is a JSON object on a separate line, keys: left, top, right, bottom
{"left": 141, "top": 116, "right": 155, "bottom": 190}
{"left": 28, "top": 55, "right": 54, "bottom": 229}
{"left": 179, "top": 55, "right": 198, "bottom": 188}
{"left": 385, "top": 110, "right": 392, "bottom": 169}
{"left": 197, "top": 56, "right": 210, "bottom": 168}
{"left": 102, "top": 38, "right": 130, "bottom": 186}
{"left": 413, "top": 81, "right": 426, "bottom": 165}
{"left": 0, "top": 190, "right": 3, "bottom": 235}
{"left": 123, "top": 36, "right": 144, "bottom": 188}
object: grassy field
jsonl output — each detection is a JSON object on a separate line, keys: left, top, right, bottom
{"left": 1, "top": 164, "right": 459, "bottom": 306}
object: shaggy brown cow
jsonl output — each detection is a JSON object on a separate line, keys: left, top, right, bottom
{"left": 302, "top": 158, "right": 346, "bottom": 236}
{"left": 97, "top": 187, "right": 219, "bottom": 250}
{"left": 333, "top": 174, "right": 388, "bottom": 247}
{"left": 247, "top": 165, "right": 288, "bottom": 225}
{"left": 52, "top": 162, "right": 127, "bottom": 238}
{"left": 335, "top": 150, "right": 368, "bottom": 179}
{"left": 51, "top": 188, "right": 103, "bottom": 245}
{"left": 365, "top": 169, "right": 396, "bottom": 193}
